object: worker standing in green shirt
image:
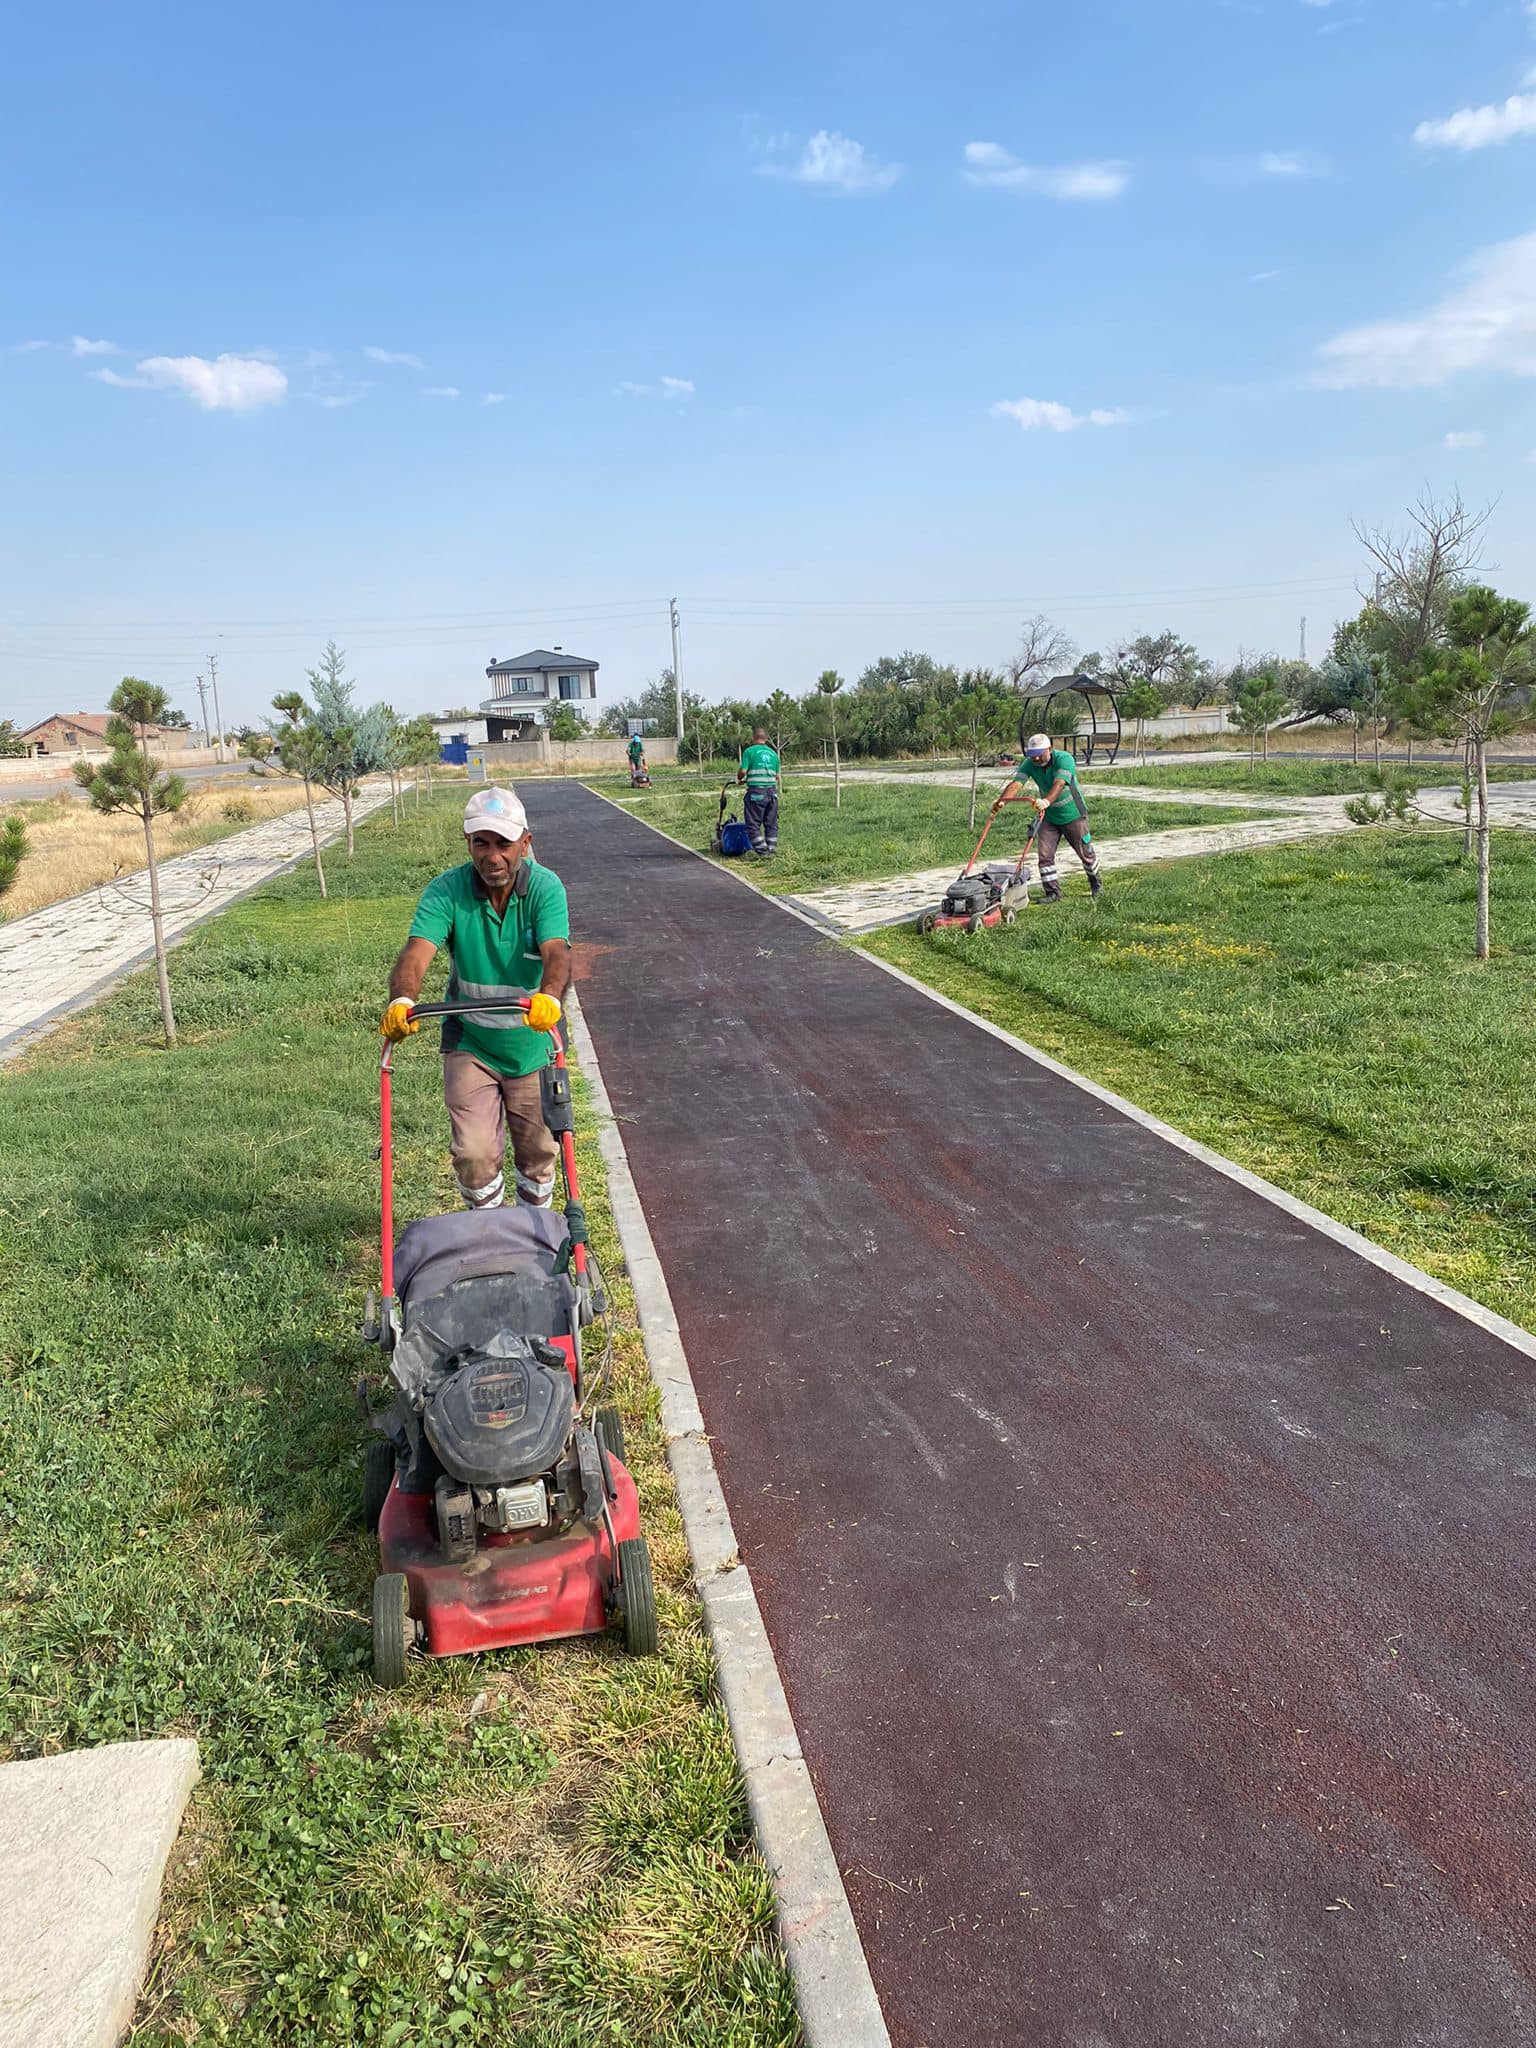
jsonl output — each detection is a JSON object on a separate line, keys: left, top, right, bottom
{"left": 991, "top": 731, "right": 1102, "bottom": 900}
{"left": 626, "top": 732, "right": 646, "bottom": 776}
{"left": 381, "top": 788, "right": 572, "bottom": 1210}
{"left": 737, "top": 726, "right": 781, "bottom": 857}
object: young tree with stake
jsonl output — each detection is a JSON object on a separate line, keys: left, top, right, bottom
{"left": 1118, "top": 681, "right": 1164, "bottom": 764}
{"left": 1396, "top": 584, "right": 1533, "bottom": 961}
{"left": 546, "top": 702, "right": 589, "bottom": 775}
{"left": 947, "top": 669, "right": 1019, "bottom": 828}
{"left": 271, "top": 690, "right": 329, "bottom": 897}
{"left": 1227, "top": 669, "right": 1288, "bottom": 765}
{"left": 74, "top": 678, "right": 188, "bottom": 1045}
{"left": 816, "top": 669, "right": 846, "bottom": 807}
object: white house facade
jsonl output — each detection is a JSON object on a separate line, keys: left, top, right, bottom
{"left": 479, "top": 649, "right": 600, "bottom": 740}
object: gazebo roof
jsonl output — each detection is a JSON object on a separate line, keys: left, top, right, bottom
{"left": 1028, "top": 671, "right": 1121, "bottom": 700}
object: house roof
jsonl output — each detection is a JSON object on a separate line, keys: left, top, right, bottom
{"left": 17, "top": 711, "right": 181, "bottom": 741}
{"left": 485, "top": 650, "right": 599, "bottom": 675}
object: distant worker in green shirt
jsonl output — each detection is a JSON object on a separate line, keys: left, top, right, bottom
{"left": 737, "top": 727, "right": 781, "bottom": 857}
{"left": 991, "top": 731, "right": 1102, "bottom": 901}
{"left": 626, "top": 732, "right": 646, "bottom": 774}
{"left": 381, "top": 788, "right": 572, "bottom": 1210}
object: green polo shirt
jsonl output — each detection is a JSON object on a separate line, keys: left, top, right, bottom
{"left": 1018, "top": 748, "right": 1087, "bottom": 826}
{"left": 627, "top": 736, "right": 644, "bottom": 763}
{"left": 740, "top": 742, "right": 780, "bottom": 792}
{"left": 407, "top": 858, "right": 570, "bottom": 1077}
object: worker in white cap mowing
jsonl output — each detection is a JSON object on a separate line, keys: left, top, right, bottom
{"left": 380, "top": 788, "right": 571, "bottom": 1209}
{"left": 991, "top": 733, "right": 1102, "bottom": 901}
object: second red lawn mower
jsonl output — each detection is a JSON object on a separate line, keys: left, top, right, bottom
{"left": 918, "top": 810, "right": 1042, "bottom": 935}
{"left": 360, "top": 994, "right": 657, "bottom": 1686}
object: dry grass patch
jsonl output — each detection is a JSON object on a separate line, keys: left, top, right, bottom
{"left": 1, "top": 776, "right": 312, "bottom": 918}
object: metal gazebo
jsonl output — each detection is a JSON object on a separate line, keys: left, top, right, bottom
{"left": 1018, "top": 673, "right": 1124, "bottom": 767}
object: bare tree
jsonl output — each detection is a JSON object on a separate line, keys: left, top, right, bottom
{"left": 1354, "top": 491, "right": 1493, "bottom": 671}
{"left": 1005, "top": 614, "right": 1077, "bottom": 690}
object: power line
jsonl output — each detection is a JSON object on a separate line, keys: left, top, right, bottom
{"left": 0, "top": 571, "right": 1362, "bottom": 648}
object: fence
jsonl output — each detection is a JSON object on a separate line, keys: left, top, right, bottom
{"left": 467, "top": 736, "right": 681, "bottom": 774}
{"left": 0, "top": 743, "right": 230, "bottom": 786}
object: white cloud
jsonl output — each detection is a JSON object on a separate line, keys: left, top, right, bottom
{"left": 760, "top": 129, "right": 903, "bottom": 195}
{"left": 99, "top": 352, "right": 289, "bottom": 410}
{"left": 422, "top": 385, "right": 460, "bottom": 399}
{"left": 992, "top": 398, "right": 1129, "bottom": 433}
{"left": 1414, "top": 90, "right": 1536, "bottom": 152}
{"left": 365, "top": 346, "right": 424, "bottom": 368}
{"left": 9, "top": 338, "right": 50, "bottom": 353}
{"left": 1251, "top": 268, "right": 1282, "bottom": 282}
{"left": 481, "top": 392, "right": 506, "bottom": 405}
{"left": 964, "top": 142, "right": 1129, "bottom": 200}
{"left": 1316, "top": 229, "right": 1536, "bottom": 387}
{"left": 1443, "top": 429, "right": 1485, "bottom": 449}
{"left": 304, "top": 348, "right": 335, "bottom": 370}
{"left": 616, "top": 376, "right": 695, "bottom": 401}
{"left": 1258, "top": 150, "right": 1324, "bottom": 176}
{"left": 71, "top": 336, "right": 118, "bottom": 357}
{"left": 308, "top": 386, "right": 371, "bottom": 408}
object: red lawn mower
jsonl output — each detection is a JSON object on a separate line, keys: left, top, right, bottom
{"left": 917, "top": 810, "right": 1042, "bottom": 936}
{"left": 361, "top": 996, "right": 656, "bottom": 1686}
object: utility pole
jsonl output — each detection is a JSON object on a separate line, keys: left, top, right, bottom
{"left": 207, "top": 653, "right": 227, "bottom": 763}
{"left": 1299, "top": 616, "right": 1307, "bottom": 664}
{"left": 194, "top": 675, "right": 213, "bottom": 750}
{"left": 669, "top": 598, "right": 684, "bottom": 762}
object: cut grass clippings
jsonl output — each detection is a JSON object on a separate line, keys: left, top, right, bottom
{"left": 868, "top": 828, "right": 1536, "bottom": 1334}
{"left": 593, "top": 776, "right": 1278, "bottom": 895}
{"left": 0, "top": 790, "right": 799, "bottom": 2048}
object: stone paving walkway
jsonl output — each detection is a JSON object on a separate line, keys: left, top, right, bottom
{"left": 0, "top": 782, "right": 399, "bottom": 1051}
{"left": 786, "top": 777, "right": 1536, "bottom": 932}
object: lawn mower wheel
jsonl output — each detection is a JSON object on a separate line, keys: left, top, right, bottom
{"left": 618, "top": 1537, "right": 658, "bottom": 1656}
{"left": 373, "top": 1571, "right": 413, "bottom": 1687}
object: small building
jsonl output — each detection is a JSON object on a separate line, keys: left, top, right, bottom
{"left": 479, "top": 649, "right": 599, "bottom": 741}
{"left": 431, "top": 715, "right": 490, "bottom": 748}
{"left": 16, "top": 712, "right": 196, "bottom": 759}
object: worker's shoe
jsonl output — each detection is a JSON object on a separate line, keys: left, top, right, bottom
{"left": 1087, "top": 866, "right": 1103, "bottom": 898}
{"left": 1039, "top": 862, "right": 1062, "bottom": 904}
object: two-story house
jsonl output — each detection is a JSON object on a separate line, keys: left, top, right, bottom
{"left": 479, "top": 648, "right": 600, "bottom": 741}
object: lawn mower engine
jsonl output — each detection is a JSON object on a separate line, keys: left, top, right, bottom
{"left": 418, "top": 1329, "right": 589, "bottom": 1556}
{"left": 920, "top": 863, "right": 1032, "bottom": 934}
{"left": 941, "top": 873, "right": 997, "bottom": 920}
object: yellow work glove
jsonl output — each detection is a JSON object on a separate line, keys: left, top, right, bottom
{"left": 381, "top": 997, "right": 419, "bottom": 1042}
{"left": 525, "top": 991, "right": 562, "bottom": 1033}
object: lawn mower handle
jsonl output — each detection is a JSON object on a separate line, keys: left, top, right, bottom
{"left": 379, "top": 993, "right": 587, "bottom": 1310}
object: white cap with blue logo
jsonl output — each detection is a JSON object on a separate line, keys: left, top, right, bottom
{"left": 463, "top": 787, "right": 529, "bottom": 841}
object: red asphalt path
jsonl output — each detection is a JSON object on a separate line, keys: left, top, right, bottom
{"left": 534, "top": 781, "right": 1535, "bottom": 2048}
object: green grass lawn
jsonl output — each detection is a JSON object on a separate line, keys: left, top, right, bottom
{"left": 0, "top": 792, "right": 798, "bottom": 2048}
{"left": 1088, "top": 757, "right": 1536, "bottom": 796}
{"left": 595, "top": 778, "right": 1276, "bottom": 894}
{"left": 870, "top": 828, "right": 1536, "bottom": 1332}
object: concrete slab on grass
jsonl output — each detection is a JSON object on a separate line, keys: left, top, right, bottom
{"left": 0, "top": 1738, "right": 200, "bottom": 2048}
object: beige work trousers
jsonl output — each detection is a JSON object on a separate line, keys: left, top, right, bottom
{"left": 443, "top": 1052, "right": 559, "bottom": 1208}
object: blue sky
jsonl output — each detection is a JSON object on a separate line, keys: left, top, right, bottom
{"left": 3, "top": 0, "right": 1535, "bottom": 730}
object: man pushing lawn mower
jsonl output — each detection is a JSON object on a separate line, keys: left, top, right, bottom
{"left": 382, "top": 787, "right": 572, "bottom": 1211}
{"left": 992, "top": 732, "right": 1102, "bottom": 901}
